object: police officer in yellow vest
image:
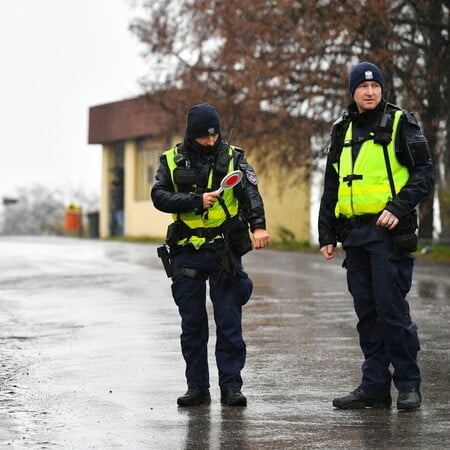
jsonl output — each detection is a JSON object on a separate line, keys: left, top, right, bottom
{"left": 318, "top": 62, "right": 434, "bottom": 410}
{"left": 152, "top": 103, "right": 270, "bottom": 407}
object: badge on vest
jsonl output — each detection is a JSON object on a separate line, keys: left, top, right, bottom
{"left": 246, "top": 169, "right": 258, "bottom": 185}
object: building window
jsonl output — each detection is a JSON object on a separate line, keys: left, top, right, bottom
{"left": 135, "top": 139, "right": 161, "bottom": 201}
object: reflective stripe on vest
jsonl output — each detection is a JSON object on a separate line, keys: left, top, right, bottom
{"left": 333, "top": 110, "right": 409, "bottom": 218}
{"left": 164, "top": 146, "right": 239, "bottom": 248}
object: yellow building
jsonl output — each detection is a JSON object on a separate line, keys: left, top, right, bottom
{"left": 88, "top": 95, "right": 310, "bottom": 243}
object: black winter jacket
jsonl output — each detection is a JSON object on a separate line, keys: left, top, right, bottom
{"left": 151, "top": 137, "right": 267, "bottom": 233}
{"left": 318, "top": 100, "right": 434, "bottom": 248}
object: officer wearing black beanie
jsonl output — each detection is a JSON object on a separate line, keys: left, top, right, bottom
{"left": 348, "top": 61, "right": 384, "bottom": 96}
{"left": 185, "top": 103, "right": 221, "bottom": 139}
{"left": 152, "top": 103, "right": 270, "bottom": 407}
{"left": 318, "top": 62, "right": 434, "bottom": 411}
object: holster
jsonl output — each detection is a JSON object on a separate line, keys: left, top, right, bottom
{"left": 157, "top": 245, "right": 173, "bottom": 277}
{"left": 166, "top": 221, "right": 184, "bottom": 246}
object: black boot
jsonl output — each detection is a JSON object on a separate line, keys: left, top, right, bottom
{"left": 397, "top": 387, "right": 421, "bottom": 410}
{"left": 332, "top": 388, "right": 392, "bottom": 409}
{"left": 177, "top": 388, "right": 211, "bottom": 407}
{"left": 220, "top": 387, "right": 247, "bottom": 406}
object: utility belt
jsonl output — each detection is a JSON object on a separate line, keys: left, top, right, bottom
{"left": 335, "top": 210, "right": 418, "bottom": 253}
{"left": 157, "top": 215, "right": 252, "bottom": 280}
{"left": 166, "top": 215, "right": 252, "bottom": 257}
{"left": 166, "top": 220, "right": 221, "bottom": 245}
{"left": 335, "top": 214, "right": 377, "bottom": 241}
{"left": 342, "top": 214, "right": 377, "bottom": 228}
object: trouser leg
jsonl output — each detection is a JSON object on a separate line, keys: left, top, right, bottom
{"left": 210, "top": 258, "right": 253, "bottom": 389}
{"left": 368, "top": 245, "right": 421, "bottom": 391}
{"left": 171, "top": 255, "right": 210, "bottom": 389}
{"left": 115, "top": 210, "right": 124, "bottom": 235}
{"left": 345, "top": 246, "right": 392, "bottom": 394}
{"left": 345, "top": 240, "right": 421, "bottom": 393}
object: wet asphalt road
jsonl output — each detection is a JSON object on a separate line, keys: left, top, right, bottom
{"left": 0, "top": 236, "right": 449, "bottom": 449}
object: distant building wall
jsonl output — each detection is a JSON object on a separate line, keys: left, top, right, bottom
{"left": 253, "top": 161, "right": 310, "bottom": 243}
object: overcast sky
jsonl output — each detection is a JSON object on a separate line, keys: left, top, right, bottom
{"left": 0, "top": 0, "right": 147, "bottom": 203}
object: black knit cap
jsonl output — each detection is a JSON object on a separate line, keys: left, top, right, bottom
{"left": 348, "top": 62, "right": 384, "bottom": 96}
{"left": 185, "top": 103, "right": 221, "bottom": 139}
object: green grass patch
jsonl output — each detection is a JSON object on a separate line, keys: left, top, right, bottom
{"left": 415, "top": 243, "right": 450, "bottom": 264}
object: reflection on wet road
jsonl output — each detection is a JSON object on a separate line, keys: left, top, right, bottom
{"left": 0, "top": 237, "right": 449, "bottom": 448}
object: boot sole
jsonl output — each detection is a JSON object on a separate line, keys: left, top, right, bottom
{"left": 221, "top": 399, "right": 247, "bottom": 406}
{"left": 221, "top": 396, "right": 247, "bottom": 406}
{"left": 177, "top": 397, "right": 211, "bottom": 407}
{"left": 333, "top": 400, "right": 391, "bottom": 409}
{"left": 397, "top": 402, "right": 421, "bottom": 411}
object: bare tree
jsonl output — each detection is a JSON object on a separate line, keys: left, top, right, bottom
{"left": 0, "top": 185, "right": 99, "bottom": 236}
{"left": 1, "top": 185, "right": 65, "bottom": 235}
{"left": 130, "top": 0, "right": 449, "bottom": 240}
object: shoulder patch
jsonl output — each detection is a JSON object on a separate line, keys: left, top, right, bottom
{"left": 246, "top": 168, "right": 258, "bottom": 185}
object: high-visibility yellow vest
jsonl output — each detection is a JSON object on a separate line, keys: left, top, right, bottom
{"left": 165, "top": 145, "right": 239, "bottom": 248}
{"left": 334, "top": 110, "right": 409, "bottom": 218}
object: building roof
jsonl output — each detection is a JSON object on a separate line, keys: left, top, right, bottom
{"left": 88, "top": 95, "right": 173, "bottom": 144}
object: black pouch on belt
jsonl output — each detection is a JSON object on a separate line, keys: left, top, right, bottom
{"left": 166, "top": 221, "right": 185, "bottom": 246}
{"left": 391, "top": 210, "right": 418, "bottom": 253}
{"left": 223, "top": 215, "right": 253, "bottom": 256}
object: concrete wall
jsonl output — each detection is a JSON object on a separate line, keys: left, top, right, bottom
{"left": 254, "top": 162, "right": 310, "bottom": 243}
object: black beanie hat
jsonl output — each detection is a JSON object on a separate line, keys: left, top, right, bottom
{"left": 349, "top": 62, "right": 384, "bottom": 96}
{"left": 185, "top": 103, "right": 221, "bottom": 139}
